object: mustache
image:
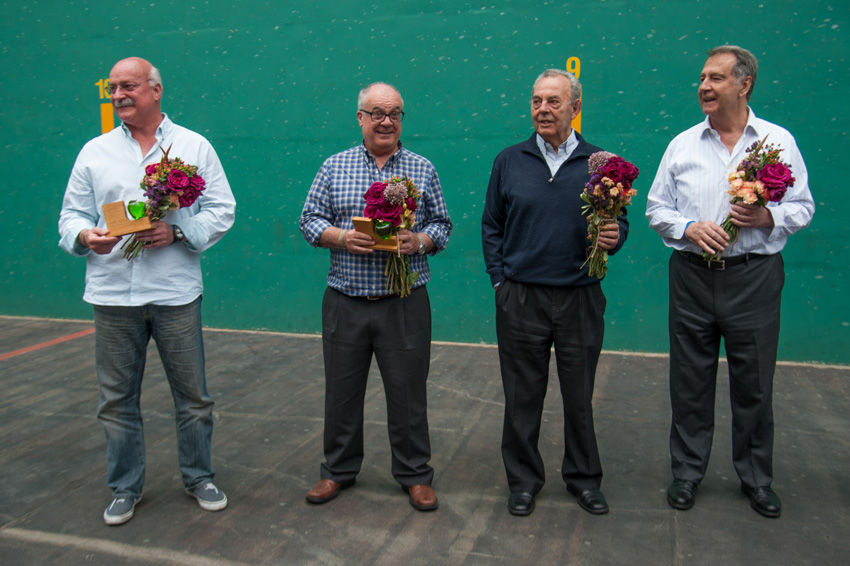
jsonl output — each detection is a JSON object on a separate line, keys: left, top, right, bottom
{"left": 113, "top": 98, "right": 135, "bottom": 108}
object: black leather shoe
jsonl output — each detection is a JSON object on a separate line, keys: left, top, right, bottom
{"left": 573, "top": 488, "right": 609, "bottom": 515}
{"left": 508, "top": 492, "right": 535, "bottom": 516}
{"left": 667, "top": 479, "right": 698, "bottom": 510}
{"left": 741, "top": 485, "right": 781, "bottom": 518}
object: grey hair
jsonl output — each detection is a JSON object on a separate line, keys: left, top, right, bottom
{"left": 707, "top": 45, "right": 757, "bottom": 100}
{"left": 532, "top": 69, "right": 581, "bottom": 105}
{"left": 357, "top": 82, "right": 404, "bottom": 111}
{"left": 148, "top": 65, "right": 162, "bottom": 89}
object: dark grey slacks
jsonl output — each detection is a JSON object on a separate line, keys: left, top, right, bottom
{"left": 495, "top": 279, "right": 606, "bottom": 494}
{"left": 320, "top": 286, "right": 434, "bottom": 487}
{"left": 668, "top": 251, "right": 784, "bottom": 488}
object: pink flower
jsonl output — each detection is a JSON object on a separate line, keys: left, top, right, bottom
{"left": 405, "top": 197, "right": 418, "bottom": 212}
{"left": 145, "top": 163, "right": 158, "bottom": 176}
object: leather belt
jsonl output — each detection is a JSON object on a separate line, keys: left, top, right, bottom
{"left": 677, "top": 250, "right": 764, "bottom": 271}
{"left": 347, "top": 293, "right": 397, "bottom": 301}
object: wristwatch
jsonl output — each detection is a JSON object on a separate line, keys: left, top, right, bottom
{"left": 416, "top": 235, "right": 426, "bottom": 255}
{"left": 171, "top": 224, "right": 185, "bottom": 243}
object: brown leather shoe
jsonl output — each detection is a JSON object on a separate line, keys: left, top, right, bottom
{"left": 406, "top": 485, "right": 438, "bottom": 511}
{"left": 305, "top": 479, "right": 355, "bottom": 504}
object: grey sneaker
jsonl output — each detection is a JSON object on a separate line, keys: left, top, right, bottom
{"left": 187, "top": 482, "right": 228, "bottom": 511}
{"left": 103, "top": 496, "right": 141, "bottom": 525}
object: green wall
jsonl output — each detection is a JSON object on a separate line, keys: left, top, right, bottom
{"left": 1, "top": 1, "right": 847, "bottom": 363}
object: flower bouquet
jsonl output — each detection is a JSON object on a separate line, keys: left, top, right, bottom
{"left": 580, "top": 151, "right": 639, "bottom": 278}
{"left": 362, "top": 176, "right": 421, "bottom": 297}
{"left": 704, "top": 134, "right": 795, "bottom": 261}
{"left": 121, "top": 144, "right": 206, "bottom": 260}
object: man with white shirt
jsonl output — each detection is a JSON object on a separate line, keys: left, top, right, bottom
{"left": 59, "top": 57, "right": 236, "bottom": 525}
{"left": 646, "top": 46, "right": 814, "bottom": 518}
{"left": 482, "top": 69, "right": 629, "bottom": 516}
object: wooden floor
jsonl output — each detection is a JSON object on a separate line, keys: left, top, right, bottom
{"left": 1, "top": 315, "right": 848, "bottom": 566}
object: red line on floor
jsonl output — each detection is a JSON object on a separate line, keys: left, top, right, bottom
{"left": 0, "top": 328, "right": 96, "bottom": 361}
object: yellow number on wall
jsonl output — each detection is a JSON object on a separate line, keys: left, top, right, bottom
{"left": 96, "top": 78, "right": 114, "bottom": 134}
{"left": 566, "top": 57, "right": 582, "bottom": 134}
{"left": 566, "top": 57, "right": 581, "bottom": 78}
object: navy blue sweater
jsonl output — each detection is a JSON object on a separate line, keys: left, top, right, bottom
{"left": 481, "top": 133, "right": 629, "bottom": 287}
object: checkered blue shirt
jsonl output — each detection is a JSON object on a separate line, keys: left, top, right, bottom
{"left": 300, "top": 143, "right": 452, "bottom": 297}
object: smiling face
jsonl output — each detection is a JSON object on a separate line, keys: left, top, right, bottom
{"left": 531, "top": 75, "right": 580, "bottom": 150}
{"left": 698, "top": 52, "right": 751, "bottom": 119}
{"left": 357, "top": 84, "right": 403, "bottom": 159}
{"left": 109, "top": 58, "right": 162, "bottom": 130}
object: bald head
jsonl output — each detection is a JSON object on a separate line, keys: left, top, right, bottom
{"left": 356, "top": 82, "right": 404, "bottom": 159}
{"left": 111, "top": 57, "right": 162, "bottom": 89}
{"left": 109, "top": 57, "right": 164, "bottom": 130}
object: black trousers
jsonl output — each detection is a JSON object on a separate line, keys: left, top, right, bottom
{"left": 668, "top": 251, "right": 783, "bottom": 488}
{"left": 319, "top": 286, "right": 434, "bottom": 487}
{"left": 495, "top": 279, "right": 606, "bottom": 494}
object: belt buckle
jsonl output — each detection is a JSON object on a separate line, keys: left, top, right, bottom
{"left": 705, "top": 258, "right": 725, "bottom": 271}
{"left": 366, "top": 295, "right": 380, "bottom": 301}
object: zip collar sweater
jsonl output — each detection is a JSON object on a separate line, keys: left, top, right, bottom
{"left": 482, "top": 133, "right": 629, "bottom": 287}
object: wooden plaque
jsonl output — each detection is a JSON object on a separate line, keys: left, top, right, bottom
{"left": 352, "top": 217, "right": 399, "bottom": 252}
{"left": 102, "top": 201, "right": 153, "bottom": 237}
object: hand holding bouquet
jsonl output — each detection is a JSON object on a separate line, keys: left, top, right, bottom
{"left": 580, "top": 151, "right": 639, "bottom": 278}
{"left": 705, "top": 134, "right": 795, "bottom": 261}
{"left": 362, "top": 176, "right": 421, "bottom": 297}
{"left": 122, "top": 145, "right": 206, "bottom": 260}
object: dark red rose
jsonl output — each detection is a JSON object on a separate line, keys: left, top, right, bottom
{"left": 188, "top": 174, "right": 205, "bottom": 190}
{"left": 599, "top": 156, "right": 639, "bottom": 185}
{"left": 377, "top": 202, "right": 403, "bottom": 226}
{"left": 758, "top": 163, "right": 794, "bottom": 202}
{"left": 177, "top": 174, "right": 206, "bottom": 207}
{"left": 145, "top": 163, "right": 158, "bottom": 176}
{"left": 363, "top": 182, "right": 387, "bottom": 207}
{"left": 405, "top": 197, "right": 418, "bottom": 212}
{"left": 766, "top": 186, "right": 787, "bottom": 203}
{"left": 167, "top": 169, "right": 190, "bottom": 190}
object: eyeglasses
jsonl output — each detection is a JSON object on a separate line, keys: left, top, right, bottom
{"left": 106, "top": 82, "right": 145, "bottom": 95}
{"left": 360, "top": 109, "right": 404, "bottom": 123}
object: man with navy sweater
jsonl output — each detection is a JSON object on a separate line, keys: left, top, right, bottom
{"left": 482, "top": 69, "right": 628, "bottom": 516}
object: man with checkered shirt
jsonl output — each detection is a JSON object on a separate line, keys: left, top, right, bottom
{"left": 299, "top": 82, "right": 452, "bottom": 511}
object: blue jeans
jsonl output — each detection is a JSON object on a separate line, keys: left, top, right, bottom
{"left": 93, "top": 296, "right": 215, "bottom": 498}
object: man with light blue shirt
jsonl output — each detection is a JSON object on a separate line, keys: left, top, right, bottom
{"left": 58, "top": 57, "right": 235, "bottom": 525}
{"left": 299, "top": 82, "right": 451, "bottom": 511}
{"left": 646, "top": 46, "right": 814, "bottom": 518}
{"left": 482, "top": 69, "right": 628, "bottom": 517}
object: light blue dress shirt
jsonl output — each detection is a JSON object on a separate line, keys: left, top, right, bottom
{"left": 535, "top": 130, "right": 579, "bottom": 176}
{"left": 58, "top": 115, "right": 236, "bottom": 306}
